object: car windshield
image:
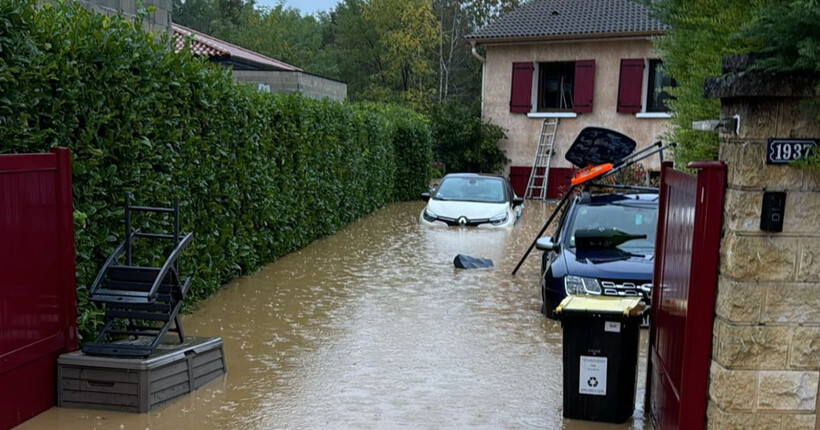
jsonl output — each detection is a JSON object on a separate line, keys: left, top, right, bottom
{"left": 566, "top": 203, "right": 657, "bottom": 250}
{"left": 434, "top": 177, "right": 506, "bottom": 203}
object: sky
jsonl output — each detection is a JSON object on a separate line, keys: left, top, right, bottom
{"left": 255, "top": 0, "right": 340, "bottom": 15}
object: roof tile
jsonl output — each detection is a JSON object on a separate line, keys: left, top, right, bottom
{"left": 172, "top": 24, "right": 301, "bottom": 71}
{"left": 465, "top": 0, "right": 667, "bottom": 41}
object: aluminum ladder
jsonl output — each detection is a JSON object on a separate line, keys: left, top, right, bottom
{"left": 524, "top": 118, "right": 559, "bottom": 200}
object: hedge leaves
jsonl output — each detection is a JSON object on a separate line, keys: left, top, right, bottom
{"left": 0, "top": 0, "right": 431, "bottom": 340}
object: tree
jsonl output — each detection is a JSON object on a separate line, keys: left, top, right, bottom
{"left": 432, "top": 0, "right": 521, "bottom": 103}
{"left": 364, "top": 0, "right": 438, "bottom": 107}
{"left": 429, "top": 99, "right": 508, "bottom": 173}
{"left": 330, "top": 0, "right": 391, "bottom": 99}
{"left": 740, "top": 0, "right": 820, "bottom": 169}
{"left": 647, "top": 0, "right": 763, "bottom": 167}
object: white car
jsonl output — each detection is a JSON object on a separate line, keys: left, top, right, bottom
{"left": 419, "top": 173, "right": 524, "bottom": 228}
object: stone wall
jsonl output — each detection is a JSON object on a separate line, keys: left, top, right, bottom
{"left": 705, "top": 56, "right": 820, "bottom": 430}
{"left": 72, "top": 0, "right": 171, "bottom": 35}
{"left": 232, "top": 70, "right": 348, "bottom": 102}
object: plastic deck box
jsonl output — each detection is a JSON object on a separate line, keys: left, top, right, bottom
{"left": 57, "top": 336, "right": 225, "bottom": 413}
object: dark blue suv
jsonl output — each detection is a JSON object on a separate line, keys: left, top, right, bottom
{"left": 537, "top": 192, "right": 658, "bottom": 323}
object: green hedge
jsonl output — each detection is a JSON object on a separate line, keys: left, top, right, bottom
{"left": 0, "top": 1, "right": 431, "bottom": 339}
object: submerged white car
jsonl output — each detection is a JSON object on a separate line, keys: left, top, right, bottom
{"left": 419, "top": 173, "right": 524, "bottom": 228}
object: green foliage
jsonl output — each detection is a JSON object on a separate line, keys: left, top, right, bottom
{"left": 429, "top": 100, "right": 508, "bottom": 173}
{"left": 740, "top": 0, "right": 820, "bottom": 170}
{"left": 740, "top": 0, "right": 820, "bottom": 74}
{"left": 647, "top": 0, "right": 762, "bottom": 167}
{"left": 172, "top": 0, "right": 519, "bottom": 108}
{"left": 0, "top": 0, "right": 431, "bottom": 340}
{"left": 359, "top": 103, "right": 433, "bottom": 200}
{"left": 173, "top": 0, "right": 518, "bottom": 181}
{"left": 603, "top": 163, "right": 655, "bottom": 188}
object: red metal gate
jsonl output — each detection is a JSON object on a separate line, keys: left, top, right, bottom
{"left": 648, "top": 161, "right": 725, "bottom": 430}
{"left": 0, "top": 148, "right": 78, "bottom": 430}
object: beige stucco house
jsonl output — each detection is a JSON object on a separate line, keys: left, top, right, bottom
{"left": 466, "top": 0, "right": 672, "bottom": 197}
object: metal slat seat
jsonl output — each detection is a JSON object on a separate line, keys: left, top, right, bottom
{"left": 83, "top": 193, "right": 192, "bottom": 358}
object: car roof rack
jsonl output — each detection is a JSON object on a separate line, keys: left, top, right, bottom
{"left": 512, "top": 127, "right": 673, "bottom": 276}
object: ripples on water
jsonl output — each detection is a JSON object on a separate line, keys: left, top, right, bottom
{"left": 21, "top": 201, "right": 646, "bottom": 430}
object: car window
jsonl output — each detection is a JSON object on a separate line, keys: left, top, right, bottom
{"left": 567, "top": 203, "right": 657, "bottom": 249}
{"left": 554, "top": 203, "right": 570, "bottom": 242}
{"left": 435, "top": 177, "right": 506, "bottom": 204}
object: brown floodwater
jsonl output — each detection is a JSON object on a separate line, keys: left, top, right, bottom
{"left": 20, "top": 201, "right": 647, "bottom": 430}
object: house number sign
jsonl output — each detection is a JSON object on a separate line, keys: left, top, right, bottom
{"left": 766, "top": 138, "right": 818, "bottom": 164}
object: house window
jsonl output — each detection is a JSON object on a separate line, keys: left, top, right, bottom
{"left": 538, "top": 62, "right": 575, "bottom": 111}
{"left": 645, "top": 60, "right": 676, "bottom": 113}
{"left": 618, "top": 58, "right": 677, "bottom": 115}
{"left": 509, "top": 60, "right": 594, "bottom": 115}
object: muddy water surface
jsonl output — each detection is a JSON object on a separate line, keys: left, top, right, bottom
{"left": 21, "top": 201, "right": 647, "bottom": 430}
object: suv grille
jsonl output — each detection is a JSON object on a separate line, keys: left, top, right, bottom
{"left": 601, "top": 281, "right": 652, "bottom": 301}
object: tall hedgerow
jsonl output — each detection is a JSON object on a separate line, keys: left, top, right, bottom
{"left": 0, "top": 0, "right": 431, "bottom": 339}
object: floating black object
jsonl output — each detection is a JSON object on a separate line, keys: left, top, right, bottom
{"left": 454, "top": 254, "right": 494, "bottom": 269}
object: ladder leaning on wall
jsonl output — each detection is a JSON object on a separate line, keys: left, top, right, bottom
{"left": 524, "top": 118, "right": 559, "bottom": 200}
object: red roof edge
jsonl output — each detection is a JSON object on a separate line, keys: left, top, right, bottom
{"left": 172, "top": 23, "right": 301, "bottom": 72}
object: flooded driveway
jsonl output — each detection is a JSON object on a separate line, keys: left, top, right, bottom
{"left": 21, "top": 201, "right": 646, "bottom": 430}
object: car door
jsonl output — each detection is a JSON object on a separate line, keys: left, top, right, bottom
{"left": 542, "top": 199, "right": 573, "bottom": 297}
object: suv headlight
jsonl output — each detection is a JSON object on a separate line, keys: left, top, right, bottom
{"left": 489, "top": 212, "right": 508, "bottom": 225}
{"left": 564, "top": 275, "right": 602, "bottom": 295}
{"left": 423, "top": 209, "right": 437, "bottom": 222}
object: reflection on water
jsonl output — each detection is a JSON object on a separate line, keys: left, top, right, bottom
{"left": 21, "top": 201, "right": 646, "bottom": 430}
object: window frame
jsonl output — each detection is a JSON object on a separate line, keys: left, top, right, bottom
{"left": 642, "top": 59, "right": 676, "bottom": 114}
{"left": 535, "top": 61, "right": 576, "bottom": 113}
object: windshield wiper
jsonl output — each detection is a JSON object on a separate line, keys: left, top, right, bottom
{"left": 575, "top": 227, "right": 647, "bottom": 249}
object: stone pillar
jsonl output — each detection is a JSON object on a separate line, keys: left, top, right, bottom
{"left": 704, "top": 54, "right": 820, "bottom": 429}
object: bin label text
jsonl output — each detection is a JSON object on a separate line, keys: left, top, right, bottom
{"left": 605, "top": 321, "right": 621, "bottom": 333}
{"left": 579, "top": 356, "right": 607, "bottom": 396}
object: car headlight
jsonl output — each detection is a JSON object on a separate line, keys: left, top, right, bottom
{"left": 490, "top": 212, "right": 508, "bottom": 225}
{"left": 564, "top": 275, "right": 602, "bottom": 295}
{"left": 423, "top": 209, "right": 437, "bottom": 222}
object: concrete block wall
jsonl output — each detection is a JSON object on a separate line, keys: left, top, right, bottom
{"left": 707, "top": 86, "right": 820, "bottom": 429}
{"left": 232, "top": 70, "right": 347, "bottom": 102}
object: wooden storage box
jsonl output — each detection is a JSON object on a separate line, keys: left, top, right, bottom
{"left": 57, "top": 336, "right": 225, "bottom": 413}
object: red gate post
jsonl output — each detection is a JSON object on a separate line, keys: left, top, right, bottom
{"left": 54, "top": 147, "right": 78, "bottom": 352}
{"left": 679, "top": 161, "right": 726, "bottom": 429}
{"left": 647, "top": 161, "right": 726, "bottom": 430}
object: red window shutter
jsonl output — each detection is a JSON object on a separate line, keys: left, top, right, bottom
{"left": 617, "top": 59, "right": 645, "bottom": 113}
{"left": 572, "top": 60, "right": 595, "bottom": 113}
{"left": 509, "top": 62, "right": 534, "bottom": 113}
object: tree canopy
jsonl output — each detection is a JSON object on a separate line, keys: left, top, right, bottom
{"left": 173, "top": 0, "right": 520, "bottom": 109}
{"left": 647, "top": 0, "right": 763, "bottom": 168}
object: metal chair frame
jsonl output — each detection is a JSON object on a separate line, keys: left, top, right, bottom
{"left": 83, "top": 193, "right": 193, "bottom": 357}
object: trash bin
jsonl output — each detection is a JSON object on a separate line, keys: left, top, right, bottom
{"left": 555, "top": 295, "right": 644, "bottom": 424}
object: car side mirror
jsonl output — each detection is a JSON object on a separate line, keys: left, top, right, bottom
{"left": 536, "top": 236, "right": 558, "bottom": 252}
{"left": 513, "top": 196, "right": 524, "bottom": 206}
{"left": 421, "top": 192, "right": 431, "bottom": 202}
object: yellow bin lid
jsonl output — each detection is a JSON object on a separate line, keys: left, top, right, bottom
{"left": 555, "top": 295, "right": 644, "bottom": 317}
